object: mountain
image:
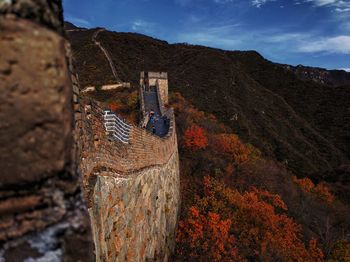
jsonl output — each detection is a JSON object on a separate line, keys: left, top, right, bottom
{"left": 66, "top": 26, "right": 350, "bottom": 177}
{"left": 64, "top": 21, "right": 86, "bottom": 31}
{"left": 281, "top": 64, "right": 350, "bottom": 87}
{"left": 64, "top": 21, "right": 78, "bottom": 30}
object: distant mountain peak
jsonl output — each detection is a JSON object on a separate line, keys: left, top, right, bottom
{"left": 64, "top": 21, "right": 86, "bottom": 30}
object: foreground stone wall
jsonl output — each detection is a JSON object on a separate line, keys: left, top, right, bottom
{"left": 90, "top": 150, "right": 180, "bottom": 261}
{"left": 0, "top": 2, "right": 93, "bottom": 261}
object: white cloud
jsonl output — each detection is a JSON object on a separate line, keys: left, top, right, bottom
{"left": 305, "top": 0, "right": 350, "bottom": 12}
{"left": 339, "top": 68, "right": 350, "bottom": 71}
{"left": 264, "top": 33, "right": 310, "bottom": 43}
{"left": 298, "top": 35, "right": 350, "bottom": 54}
{"left": 251, "top": 0, "right": 350, "bottom": 12}
{"left": 64, "top": 14, "right": 91, "bottom": 27}
{"left": 251, "top": 0, "right": 276, "bottom": 7}
{"left": 131, "top": 20, "right": 155, "bottom": 33}
{"left": 175, "top": 23, "right": 243, "bottom": 48}
{"left": 264, "top": 32, "right": 350, "bottom": 54}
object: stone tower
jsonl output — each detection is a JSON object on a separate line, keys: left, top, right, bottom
{"left": 140, "top": 71, "right": 169, "bottom": 104}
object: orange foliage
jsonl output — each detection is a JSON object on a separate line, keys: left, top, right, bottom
{"left": 213, "top": 134, "right": 250, "bottom": 164}
{"left": 224, "top": 163, "right": 235, "bottom": 176}
{"left": 292, "top": 176, "right": 335, "bottom": 203}
{"left": 314, "top": 184, "right": 335, "bottom": 203}
{"left": 176, "top": 207, "right": 240, "bottom": 261}
{"left": 185, "top": 176, "right": 325, "bottom": 261}
{"left": 109, "top": 101, "right": 124, "bottom": 112}
{"left": 183, "top": 125, "right": 208, "bottom": 151}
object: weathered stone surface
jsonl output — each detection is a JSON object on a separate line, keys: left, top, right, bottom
{"left": 0, "top": 4, "right": 94, "bottom": 261}
{"left": 0, "top": 0, "right": 64, "bottom": 34}
{"left": 0, "top": 17, "right": 73, "bottom": 186}
{"left": 90, "top": 150, "right": 180, "bottom": 262}
{"left": 1, "top": 204, "right": 94, "bottom": 262}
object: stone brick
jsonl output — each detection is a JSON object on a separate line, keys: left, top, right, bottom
{"left": 0, "top": 0, "right": 64, "bottom": 34}
{"left": 0, "top": 17, "right": 72, "bottom": 186}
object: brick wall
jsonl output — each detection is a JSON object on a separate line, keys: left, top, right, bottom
{"left": 89, "top": 150, "right": 180, "bottom": 261}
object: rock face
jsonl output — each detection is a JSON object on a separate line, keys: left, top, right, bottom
{"left": 0, "top": 2, "right": 93, "bottom": 261}
{"left": 0, "top": 17, "right": 72, "bottom": 186}
{"left": 0, "top": 0, "right": 64, "bottom": 34}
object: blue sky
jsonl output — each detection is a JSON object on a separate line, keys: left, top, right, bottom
{"left": 63, "top": 0, "right": 350, "bottom": 70}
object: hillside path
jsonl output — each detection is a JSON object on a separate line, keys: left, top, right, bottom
{"left": 92, "top": 29, "right": 121, "bottom": 83}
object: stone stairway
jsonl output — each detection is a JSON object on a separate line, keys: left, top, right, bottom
{"left": 143, "top": 89, "right": 168, "bottom": 137}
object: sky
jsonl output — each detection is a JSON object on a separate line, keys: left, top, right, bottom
{"left": 63, "top": 0, "right": 350, "bottom": 70}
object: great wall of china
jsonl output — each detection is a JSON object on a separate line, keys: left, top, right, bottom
{"left": 79, "top": 72, "right": 180, "bottom": 261}
{"left": 0, "top": 1, "right": 180, "bottom": 261}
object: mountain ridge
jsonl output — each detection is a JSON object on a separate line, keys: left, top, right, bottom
{"left": 66, "top": 25, "right": 350, "bottom": 178}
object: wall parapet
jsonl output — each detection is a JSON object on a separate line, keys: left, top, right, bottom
{"left": 80, "top": 94, "right": 177, "bottom": 198}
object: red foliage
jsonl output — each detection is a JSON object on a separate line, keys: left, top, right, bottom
{"left": 176, "top": 206, "right": 240, "bottom": 261}
{"left": 183, "top": 125, "right": 208, "bottom": 152}
{"left": 213, "top": 134, "right": 250, "bottom": 164}
{"left": 292, "top": 176, "right": 335, "bottom": 203}
{"left": 185, "top": 176, "right": 325, "bottom": 261}
{"left": 314, "top": 184, "right": 335, "bottom": 203}
{"left": 109, "top": 101, "right": 124, "bottom": 112}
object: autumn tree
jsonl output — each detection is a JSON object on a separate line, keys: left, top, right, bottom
{"left": 292, "top": 176, "right": 335, "bottom": 203}
{"left": 176, "top": 207, "right": 240, "bottom": 261}
{"left": 182, "top": 176, "right": 325, "bottom": 261}
{"left": 213, "top": 134, "right": 251, "bottom": 164}
{"left": 183, "top": 124, "right": 208, "bottom": 152}
{"left": 108, "top": 101, "right": 124, "bottom": 112}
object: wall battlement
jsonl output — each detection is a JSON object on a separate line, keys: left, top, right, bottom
{"left": 140, "top": 71, "right": 169, "bottom": 104}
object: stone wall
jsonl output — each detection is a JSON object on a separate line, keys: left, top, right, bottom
{"left": 140, "top": 71, "right": 169, "bottom": 104}
{"left": 89, "top": 150, "right": 180, "bottom": 261}
{"left": 156, "top": 79, "right": 169, "bottom": 105}
{"left": 80, "top": 103, "right": 176, "bottom": 180}
{"left": 80, "top": 73, "right": 179, "bottom": 261}
{"left": 0, "top": 2, "right": 93, "bottom": 261}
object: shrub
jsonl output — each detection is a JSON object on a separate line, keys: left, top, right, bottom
{"left": 183, "top": 125, "right": 208, "bottom": 152}
{"left": 178, "top": 176, "right": 325, "bottom": 261}
{"left": 213, "top": 134, "right": 251, "bottom": 164}
{"left": 292, "top": 176, "right": 335, "bottom": 203}
{"left": 176, "top": 207, "right": 240, "bottom": 261}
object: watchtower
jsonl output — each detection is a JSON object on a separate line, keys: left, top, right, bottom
{"left": 140, "top": 71, "right": 169, "bottom": 104}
